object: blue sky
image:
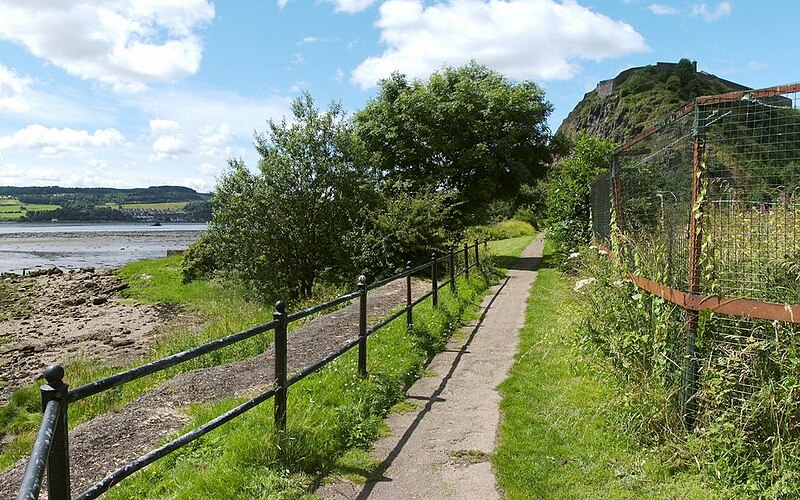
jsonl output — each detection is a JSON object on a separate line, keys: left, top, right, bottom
{"left": 0, "top": 0, "right": 796, "bottom": 191}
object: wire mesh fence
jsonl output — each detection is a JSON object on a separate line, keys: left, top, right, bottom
{"left": 591, "top": 82, "right": 800, "bottom": 425}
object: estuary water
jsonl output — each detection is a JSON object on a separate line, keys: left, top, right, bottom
{"left": 0, "top": 222, "right": 207, "bottom": 273}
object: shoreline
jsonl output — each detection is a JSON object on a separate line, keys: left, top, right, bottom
{"left": 0, "top": 225, "right": 204, "bottom": 274}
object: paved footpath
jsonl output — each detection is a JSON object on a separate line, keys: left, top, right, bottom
{"left": 319, "top": 235, "right": 544, "bottom": 500}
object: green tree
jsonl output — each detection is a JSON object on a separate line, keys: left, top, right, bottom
{"left": 355, "top": 62, "right": 553, "bottom": 226}
{"left": 184, "top": 93, "right": 375, "bottom": 298}
{"left": 546, "top": 133, "right": 617, "bottom": 252}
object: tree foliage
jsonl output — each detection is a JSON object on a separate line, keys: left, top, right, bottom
{"left": 546, "top": 133, "right": 617, "bottom": 252}
{"left": 355, "top": 62, "right": 553, "bottom": 226}
{"left": 184, "top": 93, "right": 376, "bottom": 298}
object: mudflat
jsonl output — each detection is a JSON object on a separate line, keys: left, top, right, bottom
{"left": 0, "top": 268, "right": 187, "bottom": 403}
{"left": 0, "top": 226, "right": 204, "bottom": 273}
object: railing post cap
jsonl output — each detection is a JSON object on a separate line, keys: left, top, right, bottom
{"left": 406, "top": 260, "right": 412, "bottom": 268}
{"left": 44, "top": 364, "right": 64, "bottom": 385}
{"left": 275, "top": 300, "right": 286, "bottom": 314}
{"left": 358, "top": 275, "right": 367, "bottom": 286}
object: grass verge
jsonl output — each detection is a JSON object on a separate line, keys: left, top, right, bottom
{"left": 493, "top": 241, "right": 725, "bottom": 499}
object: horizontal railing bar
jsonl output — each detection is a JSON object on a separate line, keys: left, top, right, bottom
{"left": 75, "top": 386, "right": 278, "bottom": 500}
{"left": 287, "top": 290, "right": 361, "bottom": 323}
{"left": 412, "top": 290, "right": 433, "bottom": 308}
{"left": 16, "top": 399, "right": 61, "bottom": 500}
{"left": 69, "top": 320, "right": 278, "bottom": 402}
{"left": 287, "top": 338, "right": 360, "bottom": 387}
{"left": 367, "top": 272, "right": 405, "bottom": 292}
{"left": 366, "top": 306, "right": 408, "bottom": 336}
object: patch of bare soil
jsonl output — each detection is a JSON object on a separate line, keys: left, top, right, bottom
{"left": 0, "top": 268, "right": 184, "bottom": 404}
{"left": 0, "top": 276, "right": 429, "bottom": 498}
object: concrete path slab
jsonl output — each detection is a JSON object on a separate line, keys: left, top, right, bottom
{"left": 318, "top": 235, "right": 544, "bottom": 500}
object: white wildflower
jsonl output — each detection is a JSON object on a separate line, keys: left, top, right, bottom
{"left": 568, "top": 252, "right": 580, "bottom": 259}
{"left": 598, "top": 250, "right": 608, "bottom": 256}
{"left": 632, "top": 294, "right": 642, "bottom": 300}
{"left": 589, "top": 245, "right": 598, "bottom": 250}
{"left": 574, "top": 278, "right": 595, "bottom": 292}
{"left": 612, "top": 279, "right": 629, "bottom": 287}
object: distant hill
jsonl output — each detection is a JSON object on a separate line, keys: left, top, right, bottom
{"left": 0, "top": 185, "right": 212, "bottom": 223}
{"left": 557, "top": 59, "right": 750, "bottom": 144}
{"left": 0, "top": 185, "right": 210, "bottom": 204}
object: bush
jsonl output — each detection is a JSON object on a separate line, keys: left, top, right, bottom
{"left": 546, "top": 133, "right": 616, "bottom": 254}
{"left": 464, "top": 219, "right": 535, "bottom": 242}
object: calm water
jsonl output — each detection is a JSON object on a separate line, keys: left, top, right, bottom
{"left": 0, "top": 222, "right": 207, "bottom": 273}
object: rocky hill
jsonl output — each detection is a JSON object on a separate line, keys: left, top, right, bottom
{"left": 557, "top": 59, "right": 750, "bottom": 144}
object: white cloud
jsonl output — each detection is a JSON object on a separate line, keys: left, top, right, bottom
{"left": 0, "top": 124, "right": 125, "bottom": 155}
{"left": 299, "top": 36, "right": 319, "bottom": 45}
{"left": 351, "top": 0, "right": 648, "bottom": 89}
{"left": 326, "top": 0, "right": 377, "bottom": 14}
{"left": 277, "top": 0, "right": 291, "bottom": 8}
{"left": 149, "top": 119, "right": 181, "bottom": 134}
{"left": 0, "top": 163, "right": 60, "bottom": 184}
{"left": 690, "top": 2, "right": 732, "bottom": 21}
{"left": 198, "top": 162, "right": 219, "bottom": 174}
{"left": 649, "top": 3, "right": 679, "bottom": 15}
{"left": 182, "top": 176, "right": 215, "bottom": 192}
{"left": 290, "top": 81, "right": 308, "bottom": 92}
{"left": 152, "top": 135, "right": 188, "bottom": 158}
{"left": 0, "top": 0, "right": 215, "bottom": 91}
{"left": 334, "top": 68, "right": 345, "bottom": 82}
{"left": 0, "top": 64, "right": 31, "bottom": 113}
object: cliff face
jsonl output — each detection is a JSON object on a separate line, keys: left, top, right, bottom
{"left": 557, "top": 60, "right": 749, "bottom": 144}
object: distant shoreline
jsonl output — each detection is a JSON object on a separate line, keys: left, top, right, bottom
{"left": 0, "top": 223, "right": 206, "bottom": 273}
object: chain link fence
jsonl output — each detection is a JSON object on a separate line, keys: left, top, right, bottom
{"left": 591, "top": 83, "right": 800, "bottom": 427}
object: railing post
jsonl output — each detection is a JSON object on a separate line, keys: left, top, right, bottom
{"left": 484, "top": 239, "right": 488, "bottom": 250}
{"left": 475, "top": 239, "right": 480, "bottom": 268}
{"left": 464, "top": 242, "right": 470, "bottom": 280}
{"left": 449, "top": 247, "right": 455, "bottom": 293}
{"left": 273, "top": 300, "right": 288, "bottom": 432}
{"left": 405, "top": 261, "right": 413, "bottom": 331}
{"left": 431, "top": 253, "right": 438, "bottom": 308}
{"left": 358, "top": 275, "right": 368, "bottom": 378}
{"left": 41, "top": 364, "right": 70, "bottom": 500}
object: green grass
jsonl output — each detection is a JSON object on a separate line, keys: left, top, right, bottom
{"left": 0, "top": 198, "right": 60, "bottom": 220}
{"left": 493, "top": 241, "right": 726, "bottom": 499}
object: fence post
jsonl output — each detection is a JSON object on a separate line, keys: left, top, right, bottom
{"left": 273, "top": 300, "right": 288, "bottom": 432}
{"left": 684, "top": 111, "right": 706, "bottom": 429}
{"left": 475, "top": 239, "right": 479, "bottom": 268}
{"left": 358, "top": 275, "right": 367, "bottom": 378}
{"left": 449, "top": 247, "right": 455, "bottom": 293}
{"left": 464, "top": 242, "right": 470, "bottom": 280}
{"left": 431, "top": 253, "right": 438, "bottom": 308}
{"left": 41, "top": 364, "right": 70, "bottom": 500}
{"left": 484, "top": 239, "right": 488, "bottom": 250}
{"left": 406, "top": 261, "right": 413, "bottom": 331}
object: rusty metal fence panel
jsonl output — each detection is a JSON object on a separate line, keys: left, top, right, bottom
{"left": 591, "top": 82, "right": 800, "bottom": 425}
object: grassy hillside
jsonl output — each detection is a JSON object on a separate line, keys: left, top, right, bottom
{"left": 0, "top": 197, "right": 60, "bottom": 221}
{"left": 557, "top": 59, "right": 746, "bottom": 143}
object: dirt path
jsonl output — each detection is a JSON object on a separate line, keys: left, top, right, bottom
{"left": 318, "top": 235, "right": 544, "bottom": 500}
{"left": 0, "top": 276, "right": 429, "bottom": 498}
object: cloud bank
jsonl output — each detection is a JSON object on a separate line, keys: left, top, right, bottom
{"left": 0, "top": 0, "right": 215, "bottom": 91}
{"left": 351, "top": 0, "right": 648, "bottom": 89}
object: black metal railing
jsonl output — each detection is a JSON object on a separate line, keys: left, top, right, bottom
{"left": 17, "top": 240, "right": 487, "bottom": 500}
